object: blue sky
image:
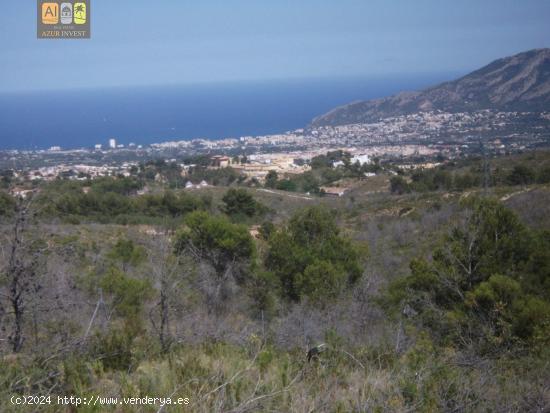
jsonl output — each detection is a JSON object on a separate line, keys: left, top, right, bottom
{"left": 1, "top": 0, "right": 549, "bottom": 92}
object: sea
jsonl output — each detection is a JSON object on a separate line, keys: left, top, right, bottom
{"left": 0, "top": 73, "right": 458, "bottom": 150}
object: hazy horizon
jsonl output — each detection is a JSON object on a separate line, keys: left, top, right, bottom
{"left": 1, "top": 1, "right": 549, "bottom": 93}
{"left": 0, "top": 72, "right": 458, "bottom": 150}
{"left": 1, "top": 1, "right": 549, "bottom": 150}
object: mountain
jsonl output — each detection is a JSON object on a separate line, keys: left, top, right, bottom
{"left": 311, "top": 48, "right": 550, "bottom": 127}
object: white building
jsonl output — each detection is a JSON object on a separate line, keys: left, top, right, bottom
{"left": 94, "top": 144, "right": 102, "bottom": 150}
{"left": 109, "top": 138, "right": 117, "bottom": 149}
{"left": 351, "top": 154, "right": 371, "bottom": 166}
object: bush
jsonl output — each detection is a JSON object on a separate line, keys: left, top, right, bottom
{"left": 507, "top": 165, "right": 536, "bottom": 186}
{"left": 108, "top": 238, "right": 145, "bottom": 270}
{"left": 453, "top": 173, "right": 480, "bottom": 191}
{"left": 390, "top": 176, "right": 411, "bottom": 194}
{"left": 259, "top": 221, "right": 275, "bottom": 240}
{"left": 265, "top": 170, "right": 278, "bottom": 189}
{"left": 536, "top": 166, "right": 550, "bottom": 184}
{"left": 0, "top": 191, "right": 15, "bottom": 216}
{"left": 100, "top": 267, "right": 151, "bottom": 321}
{"left": 175, "top": 211, "right": 255, "bottom": 281}
{"left": 265, "top": 206, "right": 364, "bottom": 302}
{"left": 222, "top": 188, "right": 265, "bottom": 218}
{"left": 91, "top": 176, "right": 144, "bottom": 195}
{"left": 385, "top": 198, "right": 550, "bottom": 353}
{"left": 38, "top": 182, "right": 206, "bottom": 223}
{"left": 275, "top": 179, "right": 297, "bottom": 192}
{"left": 295, "top": 260, "right": 347, "bottom": 304}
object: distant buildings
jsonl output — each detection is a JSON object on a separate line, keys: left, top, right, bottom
{"left": 10, "top": 187, "right": 39, "bottom": 199}
{"left": 210, "top": 155, "right": 231, "bottom": 168}
{"left": 109, "top": 138, "right": 117, "bottom": 149}
{"left": 49, "top": 146, "right": 61, "bottom": 151}
{"left": 20, "top": 162, "right": 141, "bottom": 182}
{"left": 351, "top": 154, "right": 371, "bottom": 165}
{"left": 94, "top": 144, "right": 102, "bottom": 150}
{"left": 229, "top": 153, "right": 310, "bottom": 181}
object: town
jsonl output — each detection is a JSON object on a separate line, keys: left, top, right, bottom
{"left": 1, "top": 109, "right": 549, "bottom": 184}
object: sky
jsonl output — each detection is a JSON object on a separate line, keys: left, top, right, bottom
{"left": 0, "top": 0, "right": 549, "bottom": 92}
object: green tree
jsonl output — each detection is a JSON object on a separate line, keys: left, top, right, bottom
{"left": 265, "top": 170, "right": 278, "bottom": 189}
{"left": 432, "top": 170, "right": 452, "bottom": 190}
{"left": 91, "top": 176, "right": 143, "bottom": 195}
{"left": 100, "top": 266, "right": 151, "bottom": 322}
{"left": 175, "top": 211, "right": 255, "bottom": 283}
{"left": 454, "top": 173, "right": 479, "bottom": 191}
{"left": 259, "top": 221, "right": 275, "bottom": 240}
{"left": 295, "top": 260, "right": 347, "bottom": 304}
{"left": 390, "top": 176, "right": 411, "bottom": 194}
{"left": 108, "top": 239, "right": 145, "bottom": 271}
{"left": 222, "top": 188, "right": 264, "bottom": 218}
{"left": 507, "top": 165, "right": 536, "bottom": 186}
{"left": 95, "top": 267, "right": 152, "bottom": 370}
{"left": 0, "top": 169, "right": 14, "bottom": 188}
{"left": 536, "top": 166, "right": 550, "bottom": 184}
{"left": 265, "top": 206, "right": 363, "bottom": 302}
{"left": 275, "top": 179, "right": 297, "bottom": 192}
{"left": 386, "top": 198, "right": 550, "bottom": 352}
{"left": 0, "top": 191, "right": 15, "bottom": 216}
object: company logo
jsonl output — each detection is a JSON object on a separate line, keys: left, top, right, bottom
{"left": 37, "top": 1, "right": 90, "bottom": 39}
{"left": 74, "top": 2, "right": 86, "bottom": 24}
{"left": 41, "top": 3, "right": 59, "bottom": 24}
{"left": 60, "top": 2, "right": 73, "bottom": 24}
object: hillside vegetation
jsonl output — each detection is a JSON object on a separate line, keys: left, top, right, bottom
{"left": 0, "top": 152, "right": 549, "bottom": 412}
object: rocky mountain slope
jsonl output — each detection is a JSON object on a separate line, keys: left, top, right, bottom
{"left": 311, "top": 48, "right": 550, "bottom": 127}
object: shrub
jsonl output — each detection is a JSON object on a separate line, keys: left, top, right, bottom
{"left": 390, "top": 176, "right": 411, "bottom": 194}
{"left": 265, "top": 206, "right": 363, "bottom": 302}
{"left": 506, "top": 165, "right": 536, "bottom": 186}
{"left": 175, "top": 211, "right": 255, "bottom": 281}
{"left": 222, "top": 188, "right": 265, "bottom": 218}
{"left": 0, "top": 191, "right": 15, "bottom": 216}
{"left": 385, "top": 198, "right": 550, "bottom": 352}
{"left": 265, "top": 170, "right": 278, "bottom": 189}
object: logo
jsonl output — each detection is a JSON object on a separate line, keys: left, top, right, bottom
{"left": 41, "top": 3, "right": 59, "bottom": 24}
{"left": 60, "top": 2, "right": 72, "bottom": 24}
{"left": 74, "top": 2, "right": 86, "bottom": 24}
{"left": 37, "top": 1, "right": 90, "bottom": 39}
{"left": 36, "top": 0, "right": 91, "bottom": 39}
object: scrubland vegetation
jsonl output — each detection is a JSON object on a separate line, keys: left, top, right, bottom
{"left": 1, "top": 152, "right": 549, "bottom": 412}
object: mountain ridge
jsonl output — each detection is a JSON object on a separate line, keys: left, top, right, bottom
{"left": 311, "top": 48, "right": 550, "bottom": 127}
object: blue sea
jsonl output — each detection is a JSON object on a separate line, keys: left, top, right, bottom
{"left": 0, "top": 73, "right": 457, "bottom": 150}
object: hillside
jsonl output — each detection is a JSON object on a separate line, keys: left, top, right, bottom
{"left": 1, "top": 150, "right": 550, "bottom": 411}
{"left": 311, "top": 48, "right": 550, "bottom": 127}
